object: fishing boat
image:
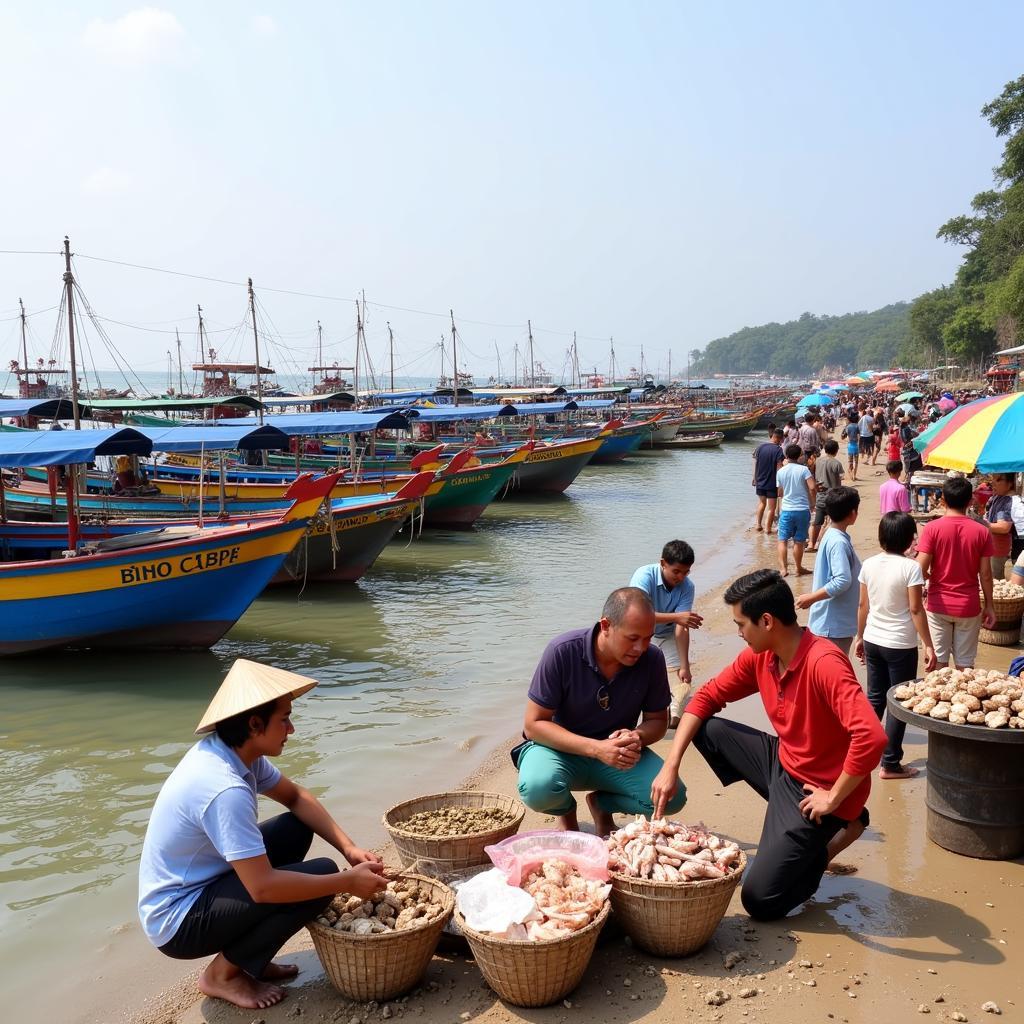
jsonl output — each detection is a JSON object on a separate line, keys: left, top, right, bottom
{"left": 658, "top": 431, "right": 725, "bottom": 449}
{"left": 0, "top": 427, "right": 342, "bottom": 654}
{"left": 0, "top": 473, "right": 435, "bottom": 586}
{"left": 674, "top": 409, "right": 760, "bottom": 440}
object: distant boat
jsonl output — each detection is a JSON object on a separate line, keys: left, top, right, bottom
{"left": 658, "top": 432, "right": 725, "bottom": 449}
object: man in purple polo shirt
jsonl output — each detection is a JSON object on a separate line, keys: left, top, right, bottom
{"left": 515, "top": 587, "right": 687, "bottom": 836}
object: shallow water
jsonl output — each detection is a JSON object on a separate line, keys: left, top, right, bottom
{"left": 0, "top": 442, "right": 757, "bottom": 1012}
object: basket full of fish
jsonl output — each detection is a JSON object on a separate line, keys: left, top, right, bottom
{"left": 307, "top": 875, "right": 454, "bottom": 1001}
{"left": 606, "top": 817, "right": 746, "bottom": 956}
{"left": 382, "top": 791, "right": 525, "bottom": 873}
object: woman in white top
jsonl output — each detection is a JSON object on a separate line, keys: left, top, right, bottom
{"left": 854, "top": 512, "right": 937, "bottom": 780}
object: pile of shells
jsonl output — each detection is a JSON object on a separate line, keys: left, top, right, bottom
{"left": 990, "top": 579, "right": 1024, "bottom": 599}
{"left": 894, "top": 667, "right": 1023, "bottom": 728}
{"left": 316, "top": 878, "right": 446, "bottom": 935}
{"left": 606, "top": 817, "right": 741, "bottom": 881}
{"left": 397, "top": 805, "right": 517, "bottom": 837}
{"left": 512, "top": 859, "right": 611, "bottom": 941}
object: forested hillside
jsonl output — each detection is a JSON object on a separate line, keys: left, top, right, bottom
{"left": 691, "top": 304, "right": 911, "bottom": 377}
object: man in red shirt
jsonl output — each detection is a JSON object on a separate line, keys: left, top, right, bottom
{"left": 917, "top": 476, "right": 996, "bottom": 669}
{"left": 651, "top": 569, "right": 887, "bottom": 920}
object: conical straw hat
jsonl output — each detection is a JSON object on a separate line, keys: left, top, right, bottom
{"left": 195, "top": 659, "right": 318, "bottom": 734}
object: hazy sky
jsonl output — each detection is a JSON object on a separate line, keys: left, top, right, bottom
{"left": 1, "top": 2, "right": 1022, "bottom": 389}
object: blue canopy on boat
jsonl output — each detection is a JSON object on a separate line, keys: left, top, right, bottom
{"left": 0, "top": 397, "right": 89, "bottom": 419}
{"left": 0, "top": 424, "right": 293, "bottom": 467}
{"left": 186, "top": 410, "right": 412, "bottom": 435}
{"left": 562, "top": 399, "right": 616, "bottom": 410}
{"left": 384, "top": 404, "right": 518, "bottom": 422}
{"left": 138, "top": 424, "right": 290, "bottom": 452}
{"left": 0, "top": 427, "right": 152, "bottom": 467}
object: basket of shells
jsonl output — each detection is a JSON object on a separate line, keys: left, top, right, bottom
{"left": 606, "top": 817, "right": 746, "bottom": 956}
{"left": 454, "top": 858, "right": 611, "bottom": 1007}
{"left": 383, "top": 791, "right": 525, "bottom": 873}
{"left": 985, "top": 580, "right": 1024, "bottom": 627}
{"left": 893, "top": 667, "right": 1024, "bottom": 728}
{"left": 307, "top": 875, "right": 454, "bottom": 1001}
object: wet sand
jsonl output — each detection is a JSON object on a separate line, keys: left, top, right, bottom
{"left": 125, "top": 463, "right": 1023, "bottom": 1024}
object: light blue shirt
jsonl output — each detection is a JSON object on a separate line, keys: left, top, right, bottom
{"left": 776, "top": 462, "right": 813, "bottom": 512}
{"left": 629, "top": 563, "right": 695, "bottom": 639}
{"left": 137, "top": 734, "right": 281, "bottom": 947}
{"left": 807, "top": 528, "right": 862, "bottom": 639}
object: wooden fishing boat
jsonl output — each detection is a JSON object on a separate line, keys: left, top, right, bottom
{"left": 0, "top": 472, "right": 340, "bottom": 655}
{"left": 674, "top": 409, "right": 760, "bottom": 440}
{"left": 0, "top": 473, "right": 434, "bottom": 586}
{"left": 658, "top": 431, "right": 725, "bottom": 449}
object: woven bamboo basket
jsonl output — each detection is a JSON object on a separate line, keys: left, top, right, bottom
{"left": 989, "top": 594, "right": 1024, "bottom": 628}
{"left": 608, "top": 851, "right": 746, "bottom": 957}
{"left": 454, "top": 901, "right": 610, "bottom": 1007}
{"left": 307, "top": 876, "right": 454, "bottom": 1002}
{"left": 980, "top": 626, "right": 1021, "bottom": 647}
{"left": 383, "top": 791, "right": 525, "bottom": 873}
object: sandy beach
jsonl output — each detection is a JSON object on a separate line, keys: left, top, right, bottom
{"left": 116, "top": 463, "right": 1023, "bottom": 1024}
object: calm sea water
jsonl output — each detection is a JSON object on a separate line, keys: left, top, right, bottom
{"left": 0, "top": 439, "right": 760, "bottom": 1015}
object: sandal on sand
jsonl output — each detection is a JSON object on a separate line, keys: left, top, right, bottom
{"left": 880, "top": 765, "right": 919, "bottom": 780}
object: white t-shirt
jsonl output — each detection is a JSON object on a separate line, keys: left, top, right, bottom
{"left": 776, "top": 462, "right": 813, "bottom": 512}
{"left": 858, "top": 552, "right": 926, "bottom": 650}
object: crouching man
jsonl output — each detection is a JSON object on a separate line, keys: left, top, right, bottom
{"left": 650, "top": 569, "right": 887, "bottom": 920}
{"left": 516, "top": 587, "right": 687, "bottom": 836}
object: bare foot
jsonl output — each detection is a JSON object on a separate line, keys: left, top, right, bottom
{"left": 755, "top": 526, "right": 764, "bottom": 532}
{"left": 825, "top": 861, "right": 859, "bottom": 876}
{"left": 796, "top": 567, "right": 812, "bottom": 576}
{"left": 880, "top": 765, "right": 920, "bottom": 780}
{"left": 260, "top": 961, "right": 299, "bottom": 981}
{"left": 198, "top": 956, "right": 286, "bottom": 1010}
{"left": 585, "top": 792, "right": 616, "bottom": 838}
{"left": 824, "top": 817, "right": 865, "bottom": 873}
{"left": 556, "top": 809, "right": 580, "bottom": 832}
{"left": 781, "top": 569, "right": 790, "bottom": 577}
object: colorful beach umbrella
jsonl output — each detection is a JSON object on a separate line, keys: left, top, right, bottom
{"left": 917, "top": 393, "right": 1024, "bottom": 472}
{"left": 876, "top": 379, "right": 901, "bottom": 393}
{"left": 896, "top": 390, "right": 924, "bottom": 401}
{"left": 796, "top": 393, "right": 825, "bottom": 408}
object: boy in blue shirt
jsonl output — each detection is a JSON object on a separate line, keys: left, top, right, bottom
{"left": 630, "top": 540, "right": 704, "bottom": 728}
{"left": 776, "top": 444, "right": 816, "bottom": 577}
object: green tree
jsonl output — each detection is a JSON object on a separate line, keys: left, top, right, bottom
{"left": 941, "top": 305, "right": 995, "bottom": 363}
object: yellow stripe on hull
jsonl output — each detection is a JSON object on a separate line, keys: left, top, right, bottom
{"left": 0, "top": 526, "right": 304, "bottom": 601}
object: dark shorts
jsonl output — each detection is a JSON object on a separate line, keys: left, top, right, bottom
{"left": 755, "top": 487, "right": 777, "bottom": 499}
{"left": 858, "top": 436, "right": 874, "bottom": 454}
{"left": 812, "top": 501, "right": 828, "bottom": 527}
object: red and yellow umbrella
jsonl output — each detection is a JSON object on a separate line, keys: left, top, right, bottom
{"left": 919, "top": 392, "right": 1024, "bottom": 473}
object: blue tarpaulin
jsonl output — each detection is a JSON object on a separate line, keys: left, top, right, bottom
{"left": 0, "top": 427, "right": 152, "bottom": 467}
{"left": 187, "top": 410, "right": 412, "bottom": 434}
{"left": 0, "top": 397, "right": 88, "bottom": 420}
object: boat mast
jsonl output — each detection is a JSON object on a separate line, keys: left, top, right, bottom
{"left": 62, "top": 237, "right": 81, "bottom": 428}
{"left": 19, "top": 298, "right": 28, "bottom": 376}
{"left": 450, "top": 309, "right": 459, "bottom": 407}
{"left": 527, "top": 320, "right": 535, "bottom": 387}
{"left": 175, "top": 328, "right": 185, "bottom": 395}
{"left": 513, "top": 343, "right": 519, "bottom": 387}
{"left": 609, "top": 337, "right": 616, "bottom": 388}
{"left": 572, "top": 330, "right": 579, "bottom": 388}
{"left": 494, "top": 342, "right": 501, "bottom": 385}
{"left": 388, "top": 321, "right": 395, "bottom": 391}
{"left": 247, "top": 278, "right": 265, "bottom": 424}
{"left": 317, "top": 320, "right": 323, "bottom": 382}
{"left": 668, "top": 348, "right": 672, "bottom": 385}
{"left": 354, "top": 300, "right": 362, "bottom": 406}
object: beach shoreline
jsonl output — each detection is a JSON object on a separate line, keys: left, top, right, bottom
{"left": 66, "top": 460, "right": 1024, "bottom": 1024}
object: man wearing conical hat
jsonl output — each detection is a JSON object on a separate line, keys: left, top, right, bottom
{"left": 138, "top": 660, "right": 386, "bottom": 1010}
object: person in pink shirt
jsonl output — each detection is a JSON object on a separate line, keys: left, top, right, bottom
{"left": 879, "top": 460, "right": 911, "bottom": 515}
{"left": 916, "top": 477, "right": 996, "bottom": 668}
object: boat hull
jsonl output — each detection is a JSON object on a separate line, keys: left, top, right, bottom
{"left": 0, "top": 520, "right": 308, "bottom": 655}
{"left": 507, "top": 439, "right": 601, "bottom": 494}
{"left": 274, "top": 500, "right": 416, "bottom": 584}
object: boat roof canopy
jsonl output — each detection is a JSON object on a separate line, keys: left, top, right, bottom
{"left": 84, "top": 395, "right": 263, "bottom": 413}
{"left": 0, "top": 423, "right": 292, "bottom": 467}
{"left": 0, "top": 426, "right": 153, "bottom": 467}
{"left": 259, "top": 392, "right": 355, "bottom": 407}
{"left": 0, "top": 397, "right": 91, "bottom": 419}
{"left": 197, "top": 410, "right": 412, "bottom": 435}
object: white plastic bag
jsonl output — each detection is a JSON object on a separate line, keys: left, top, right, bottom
{"left": 455, "top": 868, "right": 538, "bottom": 933}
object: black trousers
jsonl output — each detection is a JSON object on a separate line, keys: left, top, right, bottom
{"left": 159, "top": 812, "right": 337, "bottom": 977}
{"left": 694, "top": 718, "right": 864, "bottom": 921}
{"left": 863, "top": 641, "right": 917, "bottom": 770}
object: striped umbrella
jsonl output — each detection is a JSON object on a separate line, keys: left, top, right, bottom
{"left": 916, "top": 392, "right": 1024, "bottom": 473}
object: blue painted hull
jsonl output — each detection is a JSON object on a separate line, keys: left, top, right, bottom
{"left": 0, "top": 522, "right": 303, "bottom": 655}
{"left": 590, "top": 429, "right": 648, "bottom": 462}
